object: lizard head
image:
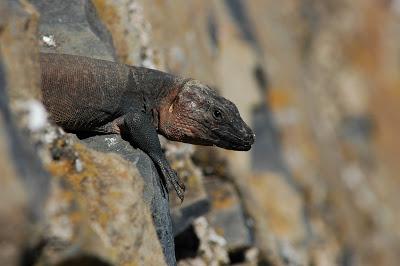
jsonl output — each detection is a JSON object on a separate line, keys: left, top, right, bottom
{"left": 159, "top": 79, "right": 255, "bottom": 151}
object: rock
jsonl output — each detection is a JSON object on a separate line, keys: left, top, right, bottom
{"left": 0, "top": 0, "right": 41, "bottom": 101}
{"left": 91, "top": 0, "right": 156, "bottom": 67}
{"left": 81, "top": 134, "right": 175, "bottom": 265}
{"left": 177, "top": 217, "right": 229, "bottom": 266}
{"left": 31, "top": 0, "right": 115, "bottom": 61}
{"left": 0, "top": 2, "right": 50, "bottom": 265}
{"left": 163, "top": 141, "right": 210, "bottom": 236}
{"left": 137, "top": 0, "right": 217, "bottom": 82}
{"left": 42, "top": 135, "right": 167, "bottom": 265}
{"left": 0, "top": 56, "right": 30, "bottom": 266}
{"left": 92, "top": 0, "right": 217, "bottom": 81}
{"left": 204, "top": 178, "right": 253, "bottom": 253}
{"left": 38, "top": 161, "right": 113, "bottom": 265}
{"left": 244, "top": 0, "right": 400, "bottom": 265}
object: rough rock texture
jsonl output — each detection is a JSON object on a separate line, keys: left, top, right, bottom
{"left": 82, "top": 134, "right": 174, "bottom": 263}
{"left": 0, "top": 2, "right": 49, "bottom": 265}
{"left": 0, "top": 55, "right": 31, "bottom": 266}
{"left": 31, "top": 0, "right": 115, "bottom": 61}
{"left": 204, "top": 178, "right": 252, "bottom": 253}
{"left": 242, "top": 1, "right": 400, "bottom": 265}
{"left": 43, "top": 135, "right": 166, "bottom": 266}
{"left": 163, "top": 141, "right": 210, "bottom": 236}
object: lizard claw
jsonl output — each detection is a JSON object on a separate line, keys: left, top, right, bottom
{"left": 161, "top": 165, "right": 185, "bottom": 202}
{"left": 176, "top": 171, "right": 186, "bottom": 191}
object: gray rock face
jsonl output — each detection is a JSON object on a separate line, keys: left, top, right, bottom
{"left": 31, "top": 0, "right": 115, "bottom": 61}
{"left": 0, "top": 57, "right": 31, "bottom": 266}
{"left": 204, "top": 178, "right": 253, "bottom": 252}
{"left": 41, "top": 134, "right": 167, "bottom": 266}
{"left": 81, "top": 134, "right": 175, "bottom": 266}
{"left": 0, "top": 2, "right": 50, "bottom": 264}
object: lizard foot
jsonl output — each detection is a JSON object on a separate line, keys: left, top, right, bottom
{"left": 160, "top": 164, "right": 185, "bottom": 202}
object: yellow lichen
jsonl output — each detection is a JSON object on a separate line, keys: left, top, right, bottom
{"left": 210, "top": 188, "right": 235, "bottom": 210}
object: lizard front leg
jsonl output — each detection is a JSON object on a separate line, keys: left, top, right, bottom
{"left": 122, "top": 111, "right": 185, "bottom": 201}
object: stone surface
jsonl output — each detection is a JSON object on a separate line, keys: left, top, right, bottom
{"left": 0, "top": 0, "right": 41, "bottom": 101}
{"left": 0, "top": 2, "right": 50, "bottom": 265}
{"left": 0, "top": 56, "right": 30, "bottom": 266}
{"left": 81, "top": 134, "right": 175, "bottom": 265}
{"left": 163, "top": 141, "right": 210, "bottom": 236}
{"left": 178, "top": 217, "right": 229, "bottom": 266}
{"left": 243, "top": 0, "right": 400, "bottom": 265}
{"left": 91, "top": 0, "right": 155, "bottom": 67}
{"left": 204, "top": 178, "right": 252, "bottom": 253}
{"left": 31, "top": 0, "right": 115, "bottom": 61}
{"left": 43, "top": 135, "right": 167, "bottom": 266}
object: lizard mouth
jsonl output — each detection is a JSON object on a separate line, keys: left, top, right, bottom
{"left": 213, "top": 129, "right": 255, "bottom": 151}
{"left": 217, "top": 139, "right": 253, "bottom": 151}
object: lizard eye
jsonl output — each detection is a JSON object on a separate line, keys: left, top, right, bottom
{"left": 212, "top": 109, "right": 223, "bottom": 120}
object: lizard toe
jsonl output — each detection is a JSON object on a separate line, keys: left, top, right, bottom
{"left": 161, "top": 165, "right": 185, "bottom": 202}
{"left": 170, "top": 171, "right": 185, "bottom": 202}
{"left": 171, "top": 169, "right": 186, "bottom": 191}
{"left": 177, "top": 178, "right": 186, "bottom": 192}
{"left": 175, "top": 186, "right": 185, "bottom": 203}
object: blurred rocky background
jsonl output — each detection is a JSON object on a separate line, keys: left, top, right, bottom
{"left": 1, "top": 0, "right": 399, "bottom": 265}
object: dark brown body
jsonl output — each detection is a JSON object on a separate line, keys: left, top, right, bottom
{"left": 40, "top": 53, "right": 178, "bottom": 133}
{"left": 41, "top": 53, "right": 130, "bottom": 130}
{"left": 40, "top": 53, "right": 255, "bottom": 201}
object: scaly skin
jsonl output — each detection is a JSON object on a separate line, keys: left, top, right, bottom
{"left": 40, "top": 53, "right": 255, "bottom": 201}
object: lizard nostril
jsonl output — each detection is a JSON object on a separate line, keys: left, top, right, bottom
{"left": 248, "top": 133, "right": 255, "bottom": 143}
{"left": 243, "top": 128, "right": 255, "bottom": 144}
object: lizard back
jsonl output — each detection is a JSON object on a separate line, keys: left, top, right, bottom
{"left": 40, "top": 53, "right": 133, "bottom": 131}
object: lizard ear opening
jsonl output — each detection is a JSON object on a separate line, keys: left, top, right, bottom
{"left": 168, "top": 102, "right": 174, "bottom": 113}
{"left": 158, "top": 85, "right": 182, "bottom": 136}
{"left": 168, "top": 91, "right": 181, "bottom": 113}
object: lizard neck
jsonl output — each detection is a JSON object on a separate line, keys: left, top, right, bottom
{"left": 156, "top": 85, "right": 182, "bottom": 139}
{"left": 129, "top": 66, "right": 180, "bottom": 99}
{"left": 128, "top": 66, "right": 186, "bottom": 131}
